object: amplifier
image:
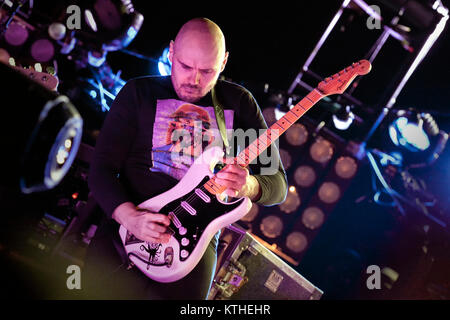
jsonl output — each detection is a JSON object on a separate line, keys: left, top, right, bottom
{"left": 208, "top": 224, "right": 323, "bottom": 300}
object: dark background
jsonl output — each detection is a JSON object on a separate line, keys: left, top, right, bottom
{"left": 113, "top": 0, "right": 450, "bottom": 300}
{"left": 1, "top": 0, "right": 450, "bottom": 300}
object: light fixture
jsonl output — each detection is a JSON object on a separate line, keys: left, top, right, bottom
{"left": 388, "top": 109, "right": 448, "bottom": 167}
{"left": 332, "top": 105, "right": 355, "bottom": 130}
{"left": 294, "top": 165, "right": 316, "bottom": 187}
{"left": 285, "top": 231, "right": 308, "bottom": 253}
{"left": 260, "top": 215, "right": 284, "bottom": 238}
{"left": 335, "top": 156, "right": 358, "bottom": 179}
{"left": 0, "top": 63, "right": 83, "bottom": 194}
{"left": 310, "top": 137, "right": 334, "bottom": 164}
{"left": 158, "top": 46, "right": 171, "bottom": 76}
{"left": 318, "top": 182, "right": 341, "bottom": 204}
{"left": 301, "top": 206, "right": 325, "bottom": 230}
{"left": 285, "top": 123, "right": 309, "bottom": 146}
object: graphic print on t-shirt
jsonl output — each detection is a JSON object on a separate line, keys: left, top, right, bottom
{"left": 150, "top": 99, "right": 234, "bottom": 181}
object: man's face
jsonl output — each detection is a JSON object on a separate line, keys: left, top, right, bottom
{"left": 169, "top": 33, "right": 228, "bottom": 103}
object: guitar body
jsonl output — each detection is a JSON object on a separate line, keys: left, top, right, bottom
{"left": 118, "top": 146, "right": 252, "bottom": 283}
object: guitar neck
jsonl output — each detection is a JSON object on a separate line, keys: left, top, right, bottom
{"left": 203, "top": 88, "right": 324, "bottom": 195}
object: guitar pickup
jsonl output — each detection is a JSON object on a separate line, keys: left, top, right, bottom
{"left": 195, "top": 188, "right": 211, "bottom": 203}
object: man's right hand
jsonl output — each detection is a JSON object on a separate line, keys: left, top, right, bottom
{"left": 112, "top": 202, "right": 172, "bottom": 243}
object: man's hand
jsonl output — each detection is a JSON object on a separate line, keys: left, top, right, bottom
{"left": 215, "top": 164, "right": 262, "bottom": 201}
{"left": 112, "top": 202, "right": 172, "bottom": 243}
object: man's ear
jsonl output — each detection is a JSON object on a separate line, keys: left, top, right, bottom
{"left": 220, "top": 51, "right": 229, "bottom": 73}
{"left": 168, "top": 40, "right": 174, "bottom": 64}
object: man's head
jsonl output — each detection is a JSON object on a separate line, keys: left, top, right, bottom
{"left": 169, "top": 18, "right": 229, "bottom": 103}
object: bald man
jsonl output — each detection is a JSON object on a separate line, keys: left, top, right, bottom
{"left": 85, "top": 18, "right": 287, "bottom": 300}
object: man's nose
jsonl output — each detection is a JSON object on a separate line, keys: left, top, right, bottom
{"left": 189, "top": 70, "right": 201, "bottom": 85}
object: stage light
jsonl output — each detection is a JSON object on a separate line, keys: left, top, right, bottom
{"left": 260, "top": 215, "right": 283, "bottom": 238}
{"left": 335, "top": 156, "right": 358, "bottom": 179}
{"left": 0, "top": 63, "right": 83, "bottom": 194}
{"left": 318, "top": 182, "right": 341, "bottom": 204}
{"left": 285, "top": 123, "right": 309, "bottom": 146}
{"left": 301, "top": 206, "right": 325, "bottom": 230}
{"left": 85, "top": 9, "right": 98, "bottom": 32}
{"left": 158, "top": 46, "right": 171, "bottom": 76}
{"left": 332, "top": 105, "right": 355, "bottom": 130}
{"left": 4, "top": 22, "right": 29, "bottom": 46}
{"left": 387, "top": 109, "right": 448, "bottom": 168}
{"left": 310, "top": 137, "right": 334, "bottom": 164}
{"left": 294, "top": 165, "right": 316, "bottom": 187}
{"left": 279, "top": 186, "right": 301, "bottom": 214}
{"left": 389, "top": 114, "right": 430, "bottom": 152}
{"left": 285, "top": 231, "right": 308, "bottom": 253}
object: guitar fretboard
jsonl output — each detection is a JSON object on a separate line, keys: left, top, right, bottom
{"left": 204, "top": 88, "right": 324, "bottom": 195}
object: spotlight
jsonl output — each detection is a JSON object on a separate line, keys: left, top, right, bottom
{"left": 260, "top": 215, "right": 284, "bottom": 238}
{"left": 158, "top": 46, "right": 171, "bottom": 76}
{"left": 301, "top": 207, "right": 325, "bottom": 230}
{"left": 389, "top": 111, "right": 430, "bottom": 152}
{"left": 294, "top": 165, "right": 316, "bottom": 187}
{"left": 388, "top": 109, "right": 448, "bottom": 167}
{"left": 310, "top": 137, "right": 334, "bottom": 164}
{"left": 318, "top": 182, "right": 341, "bottom": 204}
{"left": 335, "top": 156, "right": 358, "bottom": 179}
{"left": 0, "top": 63, "right": 82, "bottom": 194}
{"left": 285, "top": 231, "right": 308, "bottom": 253}
{"left": 332, "top": 105, "right": 355, "bottom": 130}
{"left": 285, "top": 123, "right": 309, "bottom": 146}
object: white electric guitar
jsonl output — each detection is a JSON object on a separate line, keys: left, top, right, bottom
{"left": 119, "top": 60, "right": 372, "bottom": 282}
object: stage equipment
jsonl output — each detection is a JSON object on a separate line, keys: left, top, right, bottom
{"left": 239, "top": 114, "right": 362, "bottom": 265}
{"left": 387, "top": 109, "right": 448, "bottom": 168}
{"left": 208, "top": 224, "right": 323, "bottom": 300}
{"left": 0, "top": 62, "right": 82, "bottom": 194}
{"left": 158, "top": 46, "right": 171, "bottom": 76}
{"left": 287, "top": 0, "right": 448, "bottom": 146}
{"left": 0, "top": 1, "right": 142, "bottom": 125}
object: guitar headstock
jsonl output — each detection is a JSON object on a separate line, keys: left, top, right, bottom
{"left": 317, "top": 59, "right": 371, "bottom": 96}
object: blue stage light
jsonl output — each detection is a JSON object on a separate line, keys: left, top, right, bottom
{"left": 389, "top": 115, "right": 430, "bottom": 152}
{"left": 158, "top": 47, "right": 171, "bottom": 76}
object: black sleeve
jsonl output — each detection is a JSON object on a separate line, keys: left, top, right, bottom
{"left": 235, "top": 88, "right": 288, "bottom": 206}
{"left": 88, "top": 80, "right": 139, "bottom": 219}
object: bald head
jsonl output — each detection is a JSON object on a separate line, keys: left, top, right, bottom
{"left": 169, "top": 18, "right": 229, "bottom": 102}
{"left": 173, "top": 18, "right": 226, "bottom": 59}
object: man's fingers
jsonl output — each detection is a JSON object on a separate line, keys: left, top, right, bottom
{"left": 146, "top": 213, "right": 171, "bottom": 226}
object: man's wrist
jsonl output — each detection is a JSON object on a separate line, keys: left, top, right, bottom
{"left": 246, "top": 175, "right": 262, "bottom": 202}
{"left": 112, "top": 201, "right": 137, "bottom": 225}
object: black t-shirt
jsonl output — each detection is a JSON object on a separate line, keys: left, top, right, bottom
{"left": 88, "top": 75, "right": 287, "bottom": 219}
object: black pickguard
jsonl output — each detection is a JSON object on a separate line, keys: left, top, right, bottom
{"left": 158, "top": 176, "right": 245, "bottom": 261}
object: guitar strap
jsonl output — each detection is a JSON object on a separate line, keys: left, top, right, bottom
{"left": 211, "top": 86, "right": 230, "bottom": 156}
